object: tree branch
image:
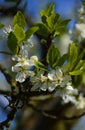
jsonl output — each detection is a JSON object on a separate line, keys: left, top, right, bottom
{"left": 0, "top": 90, "right": 11, "bottom": 96}
{"left": 28, "top": 103, "right": 85, "bottom": 120}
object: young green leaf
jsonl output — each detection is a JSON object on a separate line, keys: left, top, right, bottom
{"left": 46, "top": 44, "right": 60, "bottom": 68}
{"left": 69, "top": 70, "right": 82, "bottom": 75}
{"left": 40, "top": 3, "right": 56, "bottom": 27}
{"left": 46, "top": 13, "right": 60, "bottom": 29}
{"left": 74, "top": 60, "right": 85, "bottom": 70}
{"left": 54, "top": 19, "right": 70, "bottom": 36}
{"left": 14, "top": 24, "right": 25, "bottom": 43}
{"left": 40, "top": 3, "right": 54, "bottom": 18}
{"left": 13, "top": 11, "right": 26, "bottom": 28}
{"left": 25, "top": 26, "right": 39, "bottom": 40}
{"left": 47, "top": 3, "right": 55, "bottom": 16}
{"left": 59, "top": 19, "right": 71, "bottom": 26}
{"left": 68, "top": 43, "right": 78, "bottom": 71}
{"left": 82, "top": 72, "right": 85, "bottom": 85}
{"left": 35, "top": 61, "right": 47, "bottom": 71}
{"left": 36, "top": 23, "right": 50, "bottom": 36}
{"left": 57, "top": 54, "right": 67, "bottom": 66}
{"left": 7, "top": 32, "right": 18, "bottom": 54}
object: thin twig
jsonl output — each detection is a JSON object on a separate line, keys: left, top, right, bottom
{"left": 0, "top": 51, "right": 12, "bottom": 55}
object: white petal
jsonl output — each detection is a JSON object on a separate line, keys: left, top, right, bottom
{"left": 12, "top": 55, "right": 22, "bottom": 61}
{"left": 48, "top": 70, "right": 56, "bottom": 80}
{"left": 40, "top": 82, "right": 47, "bottom": 91}
{"left": 48, "top": 73, "right": 54, "bottom": 81}
{"left": 41, "top": 74, "right": 47, "bottom": 82}
{"left": 60, "top": 81, "right": 66, "bottom": 87}
{"left": 30, "top": 56, "right": 38, "bottom": 62}
{"left": 16, "top": 72, "right": 26, "bottom": 83}
{"left": 27, "top": 71, "right": 35, "bottom": 77}
{"left": 76, "top": 23, "right": 85, "bottom": 31}
{"left": 48, "top": 83, "right": 56, "bottom": 92}
{"left": 20, "top": 49, "right": 28, "bottom": 58}
{"left": 56, "top": 68, "right": 63, "bottom": 78}
{"left": 12, "top": 65, "right": 21, "bottom": 72}
{"left": 63, "top": 75, "right": 71, "bottom": 82}
{"left": 81, "top": 30, "right": 85, "bottom": 38}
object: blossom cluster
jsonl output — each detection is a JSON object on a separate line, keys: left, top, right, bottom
{"left": 31, "top": 66, "right": 85, "bottom": 109}
{"left": 12, "top": 38, "right": 38, "bottom": 83}
{"left": 3, "top": 9, "right": 85, "bottom": 110}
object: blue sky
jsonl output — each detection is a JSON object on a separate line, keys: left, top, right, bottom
{"left": 27, "top": 0, "right": 81, "bottom": 21}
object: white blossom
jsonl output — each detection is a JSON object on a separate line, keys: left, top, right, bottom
{"left": 3, "top": 25, "right": 12, "bottom": 35}
{"left": 75, "top": 94, "right": 85, "bottom": 109}
{"left": 54, "top": 85, "right": 78, "bottom": 104}
{"left": 78, "top": 6, "right": 84, "bottom": 14}
{"left": 75, "top": 23, "right": 85, "bottom": 38}
{"left": 12, "top": 54, "right": 38, "bottom": 83}
{"left": 31, "top": 67, "right": 85, "bottom": 109}
{"left": 47, "top": 68, "right": 71, "bottom": 88}
{"left": 31, "top": 67, "right": 72, "bottom": 92}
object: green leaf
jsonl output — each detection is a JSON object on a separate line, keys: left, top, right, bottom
{"left": 54, "top": 19, "right": 70, "bottom": 36}
{"left": 55, "top": 27, "right": 65, "bottom": 36}
{"left": 47, "top": 44, "right": 60, "bottom": 68}
{"left": 57, "top": 54, "right": 67, "bottom": 66}
{"left": 59, "top": 19, "right": 70, "bottom": 26}
{"left": 35, "top": 61, "right": 47, "bottom": 71}
{"left": 40, "top": 3, "right": 56, "bottom": 27}
{"left": 47, "top": 3, "right": 55, "bottom": 16}
{"left": 13, "top": 11, "right": 26, "bottom": 28}
{"left": 0, "top": 22, "right": 4, "bottom": 29}
{"left": 7, "top": 32, "right": 18, "bottom": 54}
{"left": 40, "top": 3, "right": 54, "bottom": 18}
{"left": 69, "top": 70, "right": 82, "bottom": 75}
{"left": 41, "top": 15, "right": 47, "bottom": 25}
{"left": 78, "top": 49, "right": 85, "bottom": 60}
{"left": 25, "top": 26, "right": 39, "bottom": 40}
{"left": 75, "top": 60, "right": 85, "bottom": 70}
{"left": 14, "top": 24, "right": 25, "bottom": 43}
{"left": 46, "top": 13, "right": 60, "bottom": 29}
{"left": 36, "top": 23, "right": 50, "bottom": 36}
{"left": 82, "top": 72, "right": 85, "bottom": 85}
{"left": 68, "top": 43, "right": 78, "bottom": 71}
{"left": 46, "top": 15, "right": 54, "bottom": 28}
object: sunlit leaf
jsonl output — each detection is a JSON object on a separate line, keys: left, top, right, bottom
{"left": 69, "top": 70, "right": 82, "bottom": 75}
{"left": 13, "top": 11, "right": 26, "bottom": 28}
{"left": 75, "top": 60, "right": 85, "bottom": 70}
{"left": 25, "top": 26, "right": 39, "bottom": 40}
{"left": 35, "top": 61, "right": 47, "bottom": 71}
{"left": 14, "top": 24, "right": 25, "bottom": 43}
